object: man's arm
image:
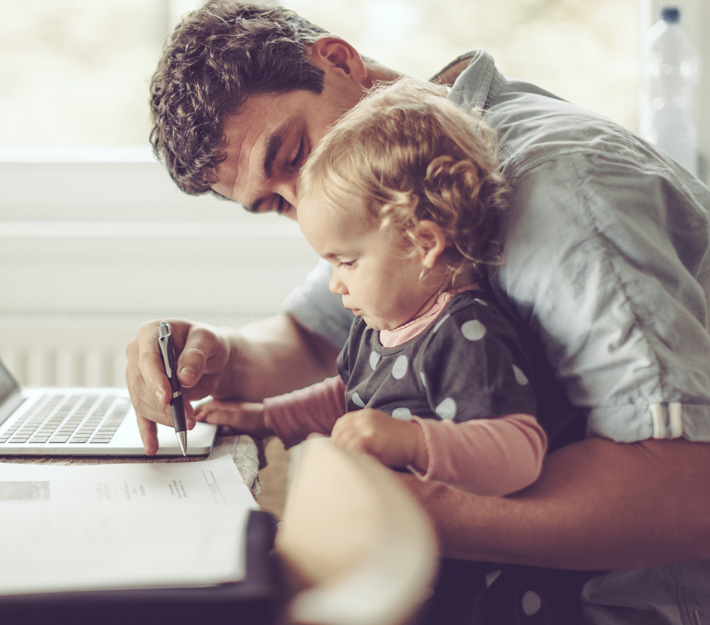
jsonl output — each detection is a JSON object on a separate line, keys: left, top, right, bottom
{"left": 400, "top": 435, "right": 710, "bottom": 570}
{"left": 215, "top": 313, "right": 340, "bottom": 401}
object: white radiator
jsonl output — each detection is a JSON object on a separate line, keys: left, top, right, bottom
{"left": 3, "top": 344, "right": 126, "bottom": 387}
{"left": 0, "top": 312, "right": 260, "bottom": 387}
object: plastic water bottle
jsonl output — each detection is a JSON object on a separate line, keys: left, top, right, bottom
{"left": 639, "top": 6, "right": 700, "bottom": 176}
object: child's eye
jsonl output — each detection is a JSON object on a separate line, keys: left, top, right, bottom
{"left": 338, "top": 260, "right": 356, "bottom": 268}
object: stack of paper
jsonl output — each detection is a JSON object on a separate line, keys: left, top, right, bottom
{"left": 0, "top": 455, "right": 258, "bottom": 595}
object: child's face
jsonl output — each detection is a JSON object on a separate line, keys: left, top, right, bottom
{"left": 298, "top": 197, "right": 440, "bottom": 331}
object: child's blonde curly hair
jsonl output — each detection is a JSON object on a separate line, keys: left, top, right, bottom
{"left": 297, "top": 77, "right": 508, "bottom": 280}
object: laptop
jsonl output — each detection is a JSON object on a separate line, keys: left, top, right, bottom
{"left": 0, "top": 358, "right": 217, "bottom": 457}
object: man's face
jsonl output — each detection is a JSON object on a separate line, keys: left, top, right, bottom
{"left": 211, "top": 59, "right": 367, "bottom": 220}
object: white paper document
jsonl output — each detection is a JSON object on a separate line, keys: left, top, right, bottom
{"left": 0, "top": 455, "right": 259, "bottom": 595}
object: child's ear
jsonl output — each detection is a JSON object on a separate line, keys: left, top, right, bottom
{"left": 415, "top": 221, "right": 447, "bottom": 268}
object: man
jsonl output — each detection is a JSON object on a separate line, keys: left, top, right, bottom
{"left": 127, "top": 1, "right": 710, "bottom": 622}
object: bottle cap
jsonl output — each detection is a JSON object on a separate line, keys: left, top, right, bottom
{"left": 660, "top": 6, "right": 680, "bottom": 23}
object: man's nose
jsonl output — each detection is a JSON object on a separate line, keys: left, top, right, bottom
{"left": 275, "top": 176, "right": 298, "bottom": 210}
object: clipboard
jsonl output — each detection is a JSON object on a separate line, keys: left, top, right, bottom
{"left": 0, "top": 509, "right": 283, "bottom": 625}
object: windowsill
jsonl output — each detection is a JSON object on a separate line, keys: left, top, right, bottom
{"left": 0, "top": 152, "right": 251, "bottom": 222}
{"left": 0, "top": 146, "right": 155, "bottom": 164}
{"left": 0, "top": 220, "right": 301, "bottom": 239}
{"left": 0, "top": 151, "right": 318, "bottom": 317}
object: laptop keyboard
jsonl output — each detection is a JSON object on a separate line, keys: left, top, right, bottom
{"left": 0, "top": 394, "right": 131, "bottom": 445}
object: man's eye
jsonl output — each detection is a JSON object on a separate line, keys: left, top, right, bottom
{"left": 275, "top": 196, "right": 292, "bottom": 215}
{"left": 289, "top": 138, "right": 306, "bottom": 169}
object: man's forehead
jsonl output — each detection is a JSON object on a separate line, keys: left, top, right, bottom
{"left": 213, "top": 114, "right": 270, "bottom": 203}
{"left": 222, "top": 90, "right": 299, "bottom": 151}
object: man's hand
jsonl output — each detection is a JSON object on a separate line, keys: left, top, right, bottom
{"left": 194, "top": 399, "right": 274, "bottom": 439}
{"left": 331, "top": 409, "right": 427, "bottom": 471}
{"left": 125, "top": 319, "right": 230, "bottom": 455}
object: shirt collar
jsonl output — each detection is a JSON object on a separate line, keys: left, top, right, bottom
{"left": 443, "top": 49, "right": 507, "bottom": 112}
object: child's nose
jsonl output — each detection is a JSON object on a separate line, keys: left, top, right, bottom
{"left": 329, "top": 272, "right": 347, "bottom": 295}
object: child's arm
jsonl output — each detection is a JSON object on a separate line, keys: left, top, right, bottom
{"left": 264, "top": 376, "right": 346, "bottom": 447}
{"left": 194, "top": 376, "right": 346, "bottom": 447}
{"left": 330, "top": 409, "right": 428, "bottom": 469}
{"left": 331, "top": 410, "right": 546, "bottom": 496}
{"left": 410, "top": 413, "right": 547, "bottom": 495}
{"left": 194, "top": 399, "right": 273, "bottom": 437}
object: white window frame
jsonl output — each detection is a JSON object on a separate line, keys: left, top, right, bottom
{"left": 0, "top": 148, "right": 317, "bottom": 320}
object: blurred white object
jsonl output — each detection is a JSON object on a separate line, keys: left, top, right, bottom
{"left": 276, "top": 436, "right": 439, "bottom": 625}
{"left": 640, "top": 5, "right": 700, "bottom": 176}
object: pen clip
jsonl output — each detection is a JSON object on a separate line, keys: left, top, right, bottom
{"left": 158, "top": 322, "right": 177, "bottom": 384}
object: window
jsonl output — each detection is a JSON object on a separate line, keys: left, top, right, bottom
{"left": 4, "top": 0, "right": 707, "bottom": 151}
{"left": 0, "top": 0, "right": 648, "bottom": 149}
{"left": 2, "top": 0, "right": 184, "bottom": 148}
{"left": 290, "top": 0, "right": 640, "bottom": 129}
{"left": 1, "top": 0, "right": 708, "bottom": 385}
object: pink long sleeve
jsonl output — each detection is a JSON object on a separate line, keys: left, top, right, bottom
{"left": 264, "top": 376, "right": 347, "bottom": 448}
{"left": 411, "top": 414, "right": 547, "bottom": 496}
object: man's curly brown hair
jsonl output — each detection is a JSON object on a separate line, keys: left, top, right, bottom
{"left": 150, "top": 1, "right": 327, "bottom": 196}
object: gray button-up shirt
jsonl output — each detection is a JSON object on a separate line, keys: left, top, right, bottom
{"left": 285, "top": 49, "right": 710, "bottom": 445}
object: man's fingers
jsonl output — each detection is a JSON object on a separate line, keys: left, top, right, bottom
{"left": 129, "top": 379, "right": 173, "bottom": 425}
{"left": 172, "top": 323, "right": 225, "bottom": 389}
{"left": 127, "top": 346, "right": 167, "bottom": 424}
{"left": 176, "top": 346, "right": 207, "bottom": 389}
{"left": 184, "top": 402, "right": 196, "bottom": 429}
{"left": 140, "top": 349, "right": 173, "bottom": 406}
{"left": 130, "top": 321, "right": 172, "bottom": 406}
{"left": 136, "top": 414, "right": 159, "bottom": 456}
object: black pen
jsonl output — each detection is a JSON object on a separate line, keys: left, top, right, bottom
{"left": 157, "top": 321, "right": 188, "bottom": 456}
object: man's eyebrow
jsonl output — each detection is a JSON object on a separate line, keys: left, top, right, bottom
{"left": 263, "top": 118, "right": 297, "bottom": 179}
{"left": 242, "top": 117, "right": 298, "bottom": 212}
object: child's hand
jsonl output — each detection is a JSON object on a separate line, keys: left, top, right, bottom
{"left": 331, "top": 409, "right": 427, "bottom": 471}
{"left": 193, "top": 399, "right": 274, "bottom": 438}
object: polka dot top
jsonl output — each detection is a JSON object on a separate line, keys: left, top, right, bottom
{"left": 337, "top": 289, "right": 538, "bottom": 423}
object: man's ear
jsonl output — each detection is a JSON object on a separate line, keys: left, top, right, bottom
{"left": 309, "top": 36, "right": 368, "bottom": 85}
{"left": 415, "top": 221, "right": 448, "bottom": 268}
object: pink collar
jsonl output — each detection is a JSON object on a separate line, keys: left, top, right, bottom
{"left": 379, "top": 284, "right": 479, "bottom": 348}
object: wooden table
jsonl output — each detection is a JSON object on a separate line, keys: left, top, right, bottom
{"left": 0, "top": 430, "right": 264, "bottom": 499}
